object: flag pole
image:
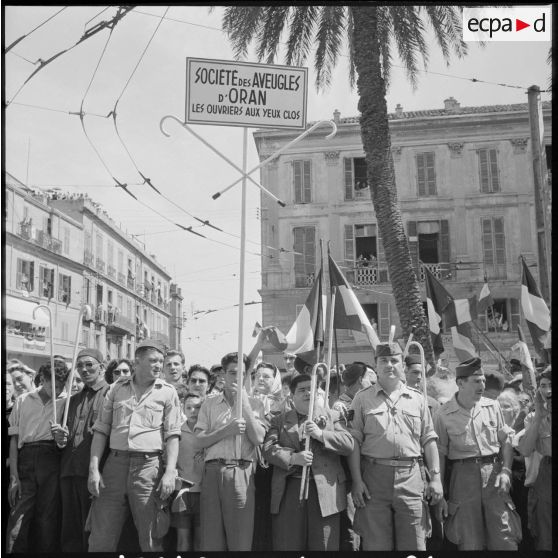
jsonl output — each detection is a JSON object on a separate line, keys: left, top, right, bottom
{"left": 325, "top": 243, "right": 335, "bottom": 408}
{"left": 334, "top": 327, "right": 341, "bottom": 401}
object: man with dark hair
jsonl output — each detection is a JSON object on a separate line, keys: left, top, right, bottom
{"left": 51, "top": 348, "right": 110, "bottom": 552}
{"left": 164, "top": 349, "right": 185, "bottom": 386}
{"left": 186, "top": 364, "right": 210, "bottom": 400}
{"left": 404, "top": 354, "right": 439, "bottom": 415}
{"left": 195, "top": 351, "right": 266, "bottom": 550}
{"left": 333, "top": 361, "right": 376, "bottom": 420}
{"left": 6, "top": 361, "right": 69, "bottom": 553}
{"left": 434, "top": 357, "right": 519, "bottom": 550}
{"left": 483, "top": 370, "right": 506, "bottom": 400}
{"left": 87, "top": 340, "right": 182, "bottom": 552}
{"left": 263, "top": 374, "right": 354, "bottom": 550}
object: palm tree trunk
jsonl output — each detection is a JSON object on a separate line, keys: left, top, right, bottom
{"left": 351, "top": 6, "right": 435, "bottom": 368}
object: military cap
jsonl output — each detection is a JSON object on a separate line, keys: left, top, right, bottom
{"left": 455, "top": 357, "right": 482, "bottom": 378}
{"left": 77, "top": 348, "right": 104, "bottom": 363}
{"left": 135, "top": 339, "right": 166, "bottom": 356}
{"left": 404, "top": 354, "right": 422, "bottom": 367}
{"left": 342, "top": 362, "right": 367, "bottom": 386}
{"left": 375, "top": 342, "right": 402, "bottom": 358}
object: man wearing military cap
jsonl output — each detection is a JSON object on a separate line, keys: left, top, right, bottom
{"left": 404, "top": 354, "right": 439, "bottom": 415}
{"left": 50, "top": 348, "right": 110, "bottom": 552}
{"left": 87, "top": 339, "right": 182, "bottom": 552}
{"left": 347, "top": 341, "right": 443, "bottom": 550}
{"left": 433, "top": 357, "right": 520, "bottom": 550}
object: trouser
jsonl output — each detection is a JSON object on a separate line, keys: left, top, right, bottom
{"left": 6, "top": 443, "right": 61, "bottom": 553}
{"left": 200, "top": 460, "right": 256, "bottom": 550}
{"left": 272, "top": 476, "right": 340, "bottom": 551}
{"left": 88, "top": 450, "right": 165, "bottom": 552}
{"left": 529, "top": 455, "right": 552, "bottom": 550}
{"left": 445, "top": 461, "right": 520, "bottom": 550}
{"left": 60, "top": 475, "right": 92, "bottom": 552}
{"left": 354, "top": 459, "right": 426, "bottom": 551}
{"left": 252, "top": 462, "right": 273, "bottom": 551}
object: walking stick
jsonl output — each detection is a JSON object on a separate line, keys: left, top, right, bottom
{"left": 32, "top": 304, "right": 56, "bottom": 423}
{"left": 300, "top": 362, "right": 328, "bottom": 501}
{"left": 62, "top": 304, "right": 92, "bottom": 428}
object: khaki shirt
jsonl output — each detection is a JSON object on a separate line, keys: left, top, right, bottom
{"left": 195, "top": 392, "right": 266, "bottom": 462}
{"left": 93, "top": 375, "right": 182, "bottom": 452}
{"left": 349, "top": 383, "right": 437, "bottom": 458}
{"left": 434, "top": 395, "right": 508, "bottom": 460}
{"left": 177, "top": 420, "right": 204, "bottom": 492}
{"left": 523, "top": 411, "right": 552, "bottom": 457}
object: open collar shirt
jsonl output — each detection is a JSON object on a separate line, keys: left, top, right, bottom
{"left": 523, "top": 411, "right": 552, "bottom": 457}
{"left": 93, "top": 375, "right": 182, "bottom": 452}
{"left": 349, "top": 382, "right": 437, "bottom": 459}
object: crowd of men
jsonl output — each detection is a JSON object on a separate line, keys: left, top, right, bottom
{"left": 5, "top": 333, "right": 552, "bottom": 552}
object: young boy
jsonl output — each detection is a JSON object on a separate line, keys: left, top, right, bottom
{"left": 172, "top": 388, "right": 204, "bottom": 551}
{"left": 6, "top": 361, "right": 69, "bottom": 553}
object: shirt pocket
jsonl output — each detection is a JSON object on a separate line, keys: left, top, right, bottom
{"left": 401, "top": 409, "right": 421, "bottom": 436}
{"left": 363, "top": 408, "right": 388, "bottom": 435}
{"left": 479, "top": 412, "right": 499, "bottom": 448}
{"left": 114, "top": 400, "right": 133, "bottom": 427}
{"left": 141, "top": 401, "right": 164, "bottom": 428}
{"left": 447, "top": 423, "right": 476, "bottom": 453}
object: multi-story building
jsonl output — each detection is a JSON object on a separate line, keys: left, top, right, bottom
{"left": 253, "top": 98, "right": 551, "bottom": 369}
{"left": 5, "top": 173, "right": 182, "bottom": 369}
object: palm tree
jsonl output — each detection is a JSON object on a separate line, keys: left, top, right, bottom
{"left": 221, "top": 6, "right": 466, "bottom": 367}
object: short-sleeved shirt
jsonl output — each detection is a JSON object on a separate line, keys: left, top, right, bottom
{"left": 8, "top": 390, "right": 66, "bottom": 448}
{"left": 434, "top": 395, "right": 508, "bottom": 460}
{"left": 349, "top": 383, "right": 437, "bottom": 458}
{"left": 194, "top": 392, "right": 266, "bottom": 462}
{"left": 93, "top": 375, "right": 182, "bottom": 452}
{"left": 177, "top": 420, "right": 204, "bottom": 492}
{"left": 523, "top": 411, "right": 552, "bottom": 457}
{"left": 61, "top": 379, "right": 110, "bottom": 478}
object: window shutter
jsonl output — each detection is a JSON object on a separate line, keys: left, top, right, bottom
{"left": 303, "top": 160, "right": 312, "bottom": 203}
{"left": 479, "top": 150, "right": 489, "bottom": 193}
{"left": 344, "top": 224, "right": 354, "bottom": 268}
{"left": 293, "top": 161, "right": 302, "bottom": 203}
{"left": 294, "top": 228, "right": 304, "bottom": 283}
{"left": 379, "top": 302, "right": 390, "bottom": 336}
{"left": 489, "top": 149, "right": 499, "bottom": 192}
{"left": 306, "top": 227, "right": 316, "bottom": 274}
{"left": 494, "top": 217, "right": 506, "bottom": 265}
{"left": 407, "top": 221, "right": 419, "bottom": 270}
{"left": 426, "top": 152, "right": 436, "bottom": 195}
{"left": 344, "top": 158, "right": 354, "bottom": 200}
{"left": 439, "top": 220, "right": 450, "bottom": 277}
{"left": 510, "top": 298, "right": 520, "bottom": 331}
{"left": 481, "top": 218, "right": 494, "bottom": 265}
{"left": 416, "top": 154, "right": 426, "bottom": 196}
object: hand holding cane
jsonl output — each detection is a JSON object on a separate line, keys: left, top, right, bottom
{"left": 33, "top": 304, "right": 56, "bottom": 423}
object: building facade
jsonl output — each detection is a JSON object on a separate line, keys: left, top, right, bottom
{"left": 253, "top": 98, "right": 551, "bottom": 369}
{"left": 5, "top": 173, "right": 182, "bottom": 369}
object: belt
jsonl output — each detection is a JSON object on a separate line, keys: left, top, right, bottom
{"left": 111, "top": 449, "right": 162, "bottom": 458}
{"left": 205, "top": 458, "right": 253, "bottom": 467}
{"left": 450, "top": 453, "right": 499, "bottom": 465}
{"left": 365, "top": 456, "right": 423, "bottom": 467}
{"left": 22, "top": 441, "right": 56, "bottom": 448}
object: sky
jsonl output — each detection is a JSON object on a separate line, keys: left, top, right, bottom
{"left": 3, "top": 6, "right": 551, "bottom": 366}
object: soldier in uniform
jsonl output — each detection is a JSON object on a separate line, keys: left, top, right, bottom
{"left": 434, "top": 357, "right": 520, "bottom": 550}
{"left": 348, "top": 342, "right": 443, "bottom": 550}
{"left": 87, "top": 340, "right": 182, "bottom": 552}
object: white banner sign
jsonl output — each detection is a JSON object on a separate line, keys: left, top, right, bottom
{"left": 186, "top": 57, "right": 308, "bottom": 129}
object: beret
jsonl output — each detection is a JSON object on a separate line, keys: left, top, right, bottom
{"left": 375, "top": 342, "right": 402, "bottom": 358}
{"left": 404, "top": 354, "right": 422, "bottom": 367}
{"left": 77, "top": 348, "right": 104, "bottom": 363}
{"left": 135, "top": 339, "right": 166, "bottom": 355}
{"left": 455, "top": 357, "right": 482, "bottom": 378}
{"left": 293, "top": 350, "right": 319, "bottom": 375}
{"left": 343, "top": 362, "right": 367, "bottom": 386}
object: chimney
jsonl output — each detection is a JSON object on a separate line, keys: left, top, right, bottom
{"left": 444, "top": 97, "right": 460, "bottom": 110}
{"left": 333, "top": 109, "right": 340, "bottom": 124}
{"left": 395, "top": 103, "right": 403, "bottom": 117}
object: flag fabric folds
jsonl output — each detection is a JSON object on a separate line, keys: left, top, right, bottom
{"left": 423, "top": 268, "right": 452, "bottom": 356}
{"left": 445, "top": 296, "right": 478, "bottom": 328}
{"left": 477, "top": 279, "right": 494, "bottom": 314}
{"left": 328, "top": 255, "right": 380, "bottom": 351}
{"left": 520, "top": 258, "right": 551, "bottom": 359}
{"left": 451, "top": 322, "right": 479, "bottom": 362}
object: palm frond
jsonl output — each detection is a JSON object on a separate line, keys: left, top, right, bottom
{"left": 285, "top": 6, "right": 318, "bottom": 66}
{"left": 377, "top": 6, "right": 393, "bottom": 89}
{"left": 254, "top": 6, "right": 291, "bottom": 64}
{"left": 346, "top": 8, "right": 356, "bottom": 88}
{"left": 222, "top": 7, "right": 266, "bottom": 60}
{"left": 313, "top": 5, "right": 347, "bottom": 89}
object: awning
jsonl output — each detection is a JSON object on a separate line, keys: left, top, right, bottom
{"left": 4, "top": 296, "right": 50, "bottom": 327}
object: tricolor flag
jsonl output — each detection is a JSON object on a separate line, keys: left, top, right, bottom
{"left": 477, "top": 278, "right": 494, "bottom": 314}
{"left": 423, "top": 267, "right": 452, "bottom": 356}
{"left": 511, "top": 326, "right": 537, "bottom": 395}
{"left": 328, "top": 255, "right": 381, "bottom": 351}
{"left": 266, "top": 268, "right": 326, "bottom": 354}
{"left": 450, "top": 322, "right": 479, "bottom": 362}
{"left": 520, "top": 258, "right": 551, "bottom": 360}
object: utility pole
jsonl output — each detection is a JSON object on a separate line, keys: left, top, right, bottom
{"left": 527, "top": 85, "right": 551, "bottom": 305}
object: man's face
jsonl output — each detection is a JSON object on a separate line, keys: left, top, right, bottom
{"left": 72, "top": 376, "right": 84, "bottom": 394}
{"left": 292, "top": 380, "right": 312, "bottom": 414}
{"left": 539, "top": 378, "right": 552, "bottom": 402}
{"left": 10, "top": 370, "right": 33, "bottom": 396}
{"left": 283, "top": 354, "right": 295, "bottom": 372}
{"left": 459, "top": 374, "right": 486, "bottom": 402}
{"left": 518, "top": 392, "right": 531, "bottom": 409}
{"left": 76, "top": 356, "right": 103, "bottom": 387}
{"left": 164, "top": 355, "right": 184, "bottom": 384}
{"left": 224, "top": 362, "right": 244, "bottom": 393}
{"left": 376, "top": 354, "right": 404, "bottom": 389}
{"left": 43, "top": 376, "right": 67, "bottom": 398}
{"left": 188, "top": 371, "right": 208, "bottom": 397}
{"left": 136, "top": 349, "right": 164, "bottom": 380}
{"left": 184, "top": 396, "right": 202, "bottom": 422}
{"left": 405, "top": 364, "right": 423, "bottom": 389}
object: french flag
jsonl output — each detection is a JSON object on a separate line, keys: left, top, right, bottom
{"left": 477, "top": 278, "right": 494, "bottom": 314}
{"left": 445, "top": 296, "right": 479, "bottom": 362}
{"left": 423, "top": 267, "right": 452, "bottom": 356}
{"left": 520, "top": 258, "right": 550, "bottom": 361}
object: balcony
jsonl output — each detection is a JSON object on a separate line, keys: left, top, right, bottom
{"left": 17, "top": 221, "right": 31, "bottom": 240}
{"left": 107, "top": 265, "right": 116, "bottom": 279}
{"left": 84, "top": 250, "right": 95, "bottom": 266}
{"left": 96, "top": 257, "right": 105, "bottom": 273}
{"left": 118, "top": 272, "right": 126, "bottom": 285}
{"left": 95, "top": 307, "right": 107, "bottom": 324}
{"left": 295, "top": 272, "right": 315, "bottom": 288}
{"left": 106, "top": 309, "right": 135, "bottom": 335}
{"left": 51, "top": 238, "right": 62, "bottom": 254}
{"left": 419, "top": 262, "right": 452, "bottom": 281}
{"left": 127, "top": 275, "right": 135, "bottom": 290}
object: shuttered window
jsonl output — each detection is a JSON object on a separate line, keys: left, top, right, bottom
{"left": 293, "top": 160, "right": 312, "bottom": 203}
{"left": 482, "top": 217, "right": 506, "bottom": 279}
{"left": 416, "top": 152, "right": 437, "bottom": 196}
{"left": 379, "top": 302, "right": 391, "bottom": 336}
{"left": 17, "top": 259, "right": 35, "bottom": 292}
{"left": 58, "top": 274, "right": 71, "bottom": 303}
{"left": 478, "top": 148, "right": 500, "bottom": 193}
{"left": 39, "top": 266, "right": 55, "bottom": 298}
{"left": 293, "top": 226, "right": 316, "bottom": 287}
{"left": 344, "top": 157, "right": 370, "bottom": 200}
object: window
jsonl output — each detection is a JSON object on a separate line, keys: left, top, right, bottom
{"left": 17, "top": 259, "right": 35, "bottom": 291}
{"left": 407, "top": 220, "right": 450, "bottom": 279}
{"left": 58, "top": 273, "right": 71, "bottom": 303}
{"left": 293, "top": 160, "right": 312, "bottom": 203}
{"left": 478, "top": 298, "right": 519, "bottom": 333}
{"left": 61, "top": 321, "right": 69, "bottom": 341}
{"left": 107, "top": 241, "right": 114, "bottom": 268}
{"left": 344, "top": 224, "right": 387, "bottom": 284}
{"left": 478, "top": 148, "right": 500, "bottom": 193}
{"left": 344, "top": 157, "right": 370, "bottom": 200}
{"left": 63, "top": 227, "right": 70, "bottom": 255}
{"left": 96, "top": 232, "right": 103, "bottom": 259}
{"left": 117, "top": 293, "right": 123, "bottom": 311}
{"left": 126, "top": 299, "right": 132, "bottom": 319}
{"left": 82, "top": 328, "right": 89, "bottom": 346}
{"left": 117, "top": 250, "right": 124, "bottom": 274}
{"left": 482, "top": 217, "right": 506, "bottom": 279}
{"left": 84, "top": 277, "right": 92, "bottom": 304}
{"left": 84, "top": 231, "right": 92, "bottom": 252}
{"left": 293, "top": 226, "right": 316, "bottom": 287}
{"left": 39, "top": 266, "right": 54, "bottom": 298}
{"left": 416, "top": 152, "right": 437, "bottom": 196}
